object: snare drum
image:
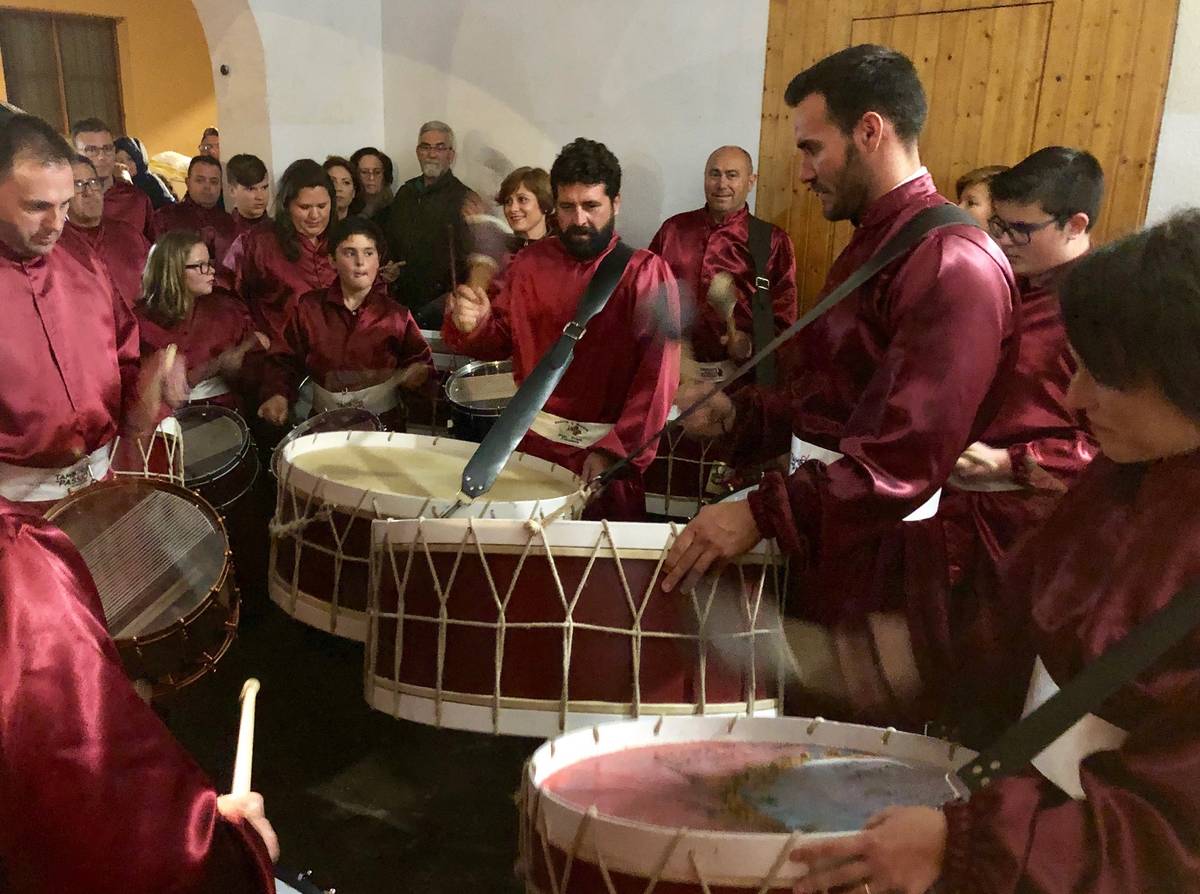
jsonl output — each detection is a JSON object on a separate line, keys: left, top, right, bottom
{"left": 271, "top": 431, "right": 582, "bottom": 641}
{"left": 444, "top": 359, "right": 516, "bottom": 443}
{"left": 519, "top": 715, "right": 972, "bottom": 892}
{"left": 46, "top": 479, "right": 238, "bottom": 699}
{"left": 367, "top": 517, "right": 785, "bottom": 737}
{"left": 176, "top": 405, "right": 260, "bottom": 512}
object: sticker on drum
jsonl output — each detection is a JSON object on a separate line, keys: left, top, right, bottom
{"left": 444, "top": 358, "right": 515, "bottom": 443}
{"left": 45, "top": 479, "right": 238, "bottom": 699}
{"left": 520, "top": 715, "right": 974, "bottom": 891}
{"left": 176, "top": 405, "right": 260, "bottom": 511}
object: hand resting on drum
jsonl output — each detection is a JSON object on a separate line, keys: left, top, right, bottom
{"left": 449, "top": 283, "right": 491, "bottom": 334}
{"left": 216, "top": 791, "right": 280, "bottom": 863}
{"left": 674, "top": 382, "right": 736, "bottom": 440}
{"left": 258, "top": 394, "right": 290, "bottom": 427}
{"left": 661, "top": 499, "right": 761, "bottom": 593}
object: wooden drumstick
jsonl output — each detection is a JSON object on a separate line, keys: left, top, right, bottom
{"left": 706, "top": 272, "right": 739, "bottom": 346}
{"left": 231, "top": 677, "right": 261, "bottom": 797}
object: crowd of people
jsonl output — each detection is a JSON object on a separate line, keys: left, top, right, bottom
{"left": 1, "top": 39, "right": 1199, "bottom": 894}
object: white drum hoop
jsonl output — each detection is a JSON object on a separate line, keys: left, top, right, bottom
{"left": 111, "top": 415, "right": 185, "bottom": 486}
{"left": 366, "top": 516, "right": 786, "bottom": 737}
{"left": 520, "top": 715, "right": 975, "bottom": 889}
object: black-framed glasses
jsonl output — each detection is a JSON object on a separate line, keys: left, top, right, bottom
{"left": 73, "top": 178, "right": 101, "bottom": 194}
{"left": 184, "top": 261, "right": 215, "bottom": 273}
{"left": 987, "top": 214, "right": 1063, "bottom": 246}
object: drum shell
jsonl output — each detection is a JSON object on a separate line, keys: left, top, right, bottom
{"left": 177, "top": 405, "right": 260, "bottom": 512}
{"left": 367, "top": 518, "right": 784, "bottom": 736}
{"left": 443, "top": 358, "right": 514, "bottom": 444}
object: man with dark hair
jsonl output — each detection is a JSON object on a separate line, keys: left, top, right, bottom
{"left": 71, "top": 116, "right": 153, "bottom": 242}
{"left": 199, "top": 125, "right": 220, "bottom": 160}
{"left": 443, "top": 137, "right": 681, "bottom": 520}
{"left": 226, "top": 153, "right": 271, "bottom": 238}
{"left": 153, "top": 155, "right": 237, "bottom": 279}
{"left": 64, "top": 153, "right": 150, "bottom": 311}
{"left": 377, "top": 120, "right": 482, "bottom": 327}
{"left": 663, "top": 46, "right": 1019, "bottom": 664}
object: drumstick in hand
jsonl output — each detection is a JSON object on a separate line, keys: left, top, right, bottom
{"left": 707, "top": 272, "right": 738, "bottom": 346}
{"left": 231, "top": 677, "right": 261, "bottom": 797}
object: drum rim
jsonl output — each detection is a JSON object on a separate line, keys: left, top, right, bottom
{"left": 522, "top": 714, "right": 975, "bottom": 884}
{"left": 443, "top": 358, "right": 514, "bottom": 414}
{"left": 175, "top": 403, "right": 254, "bottom": 487}
{"left": 271, "top": 407, "right": 382, "bottom": 478}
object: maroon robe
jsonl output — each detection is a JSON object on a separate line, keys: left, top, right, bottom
{"left": 224, "top": 227, "right": 336, "bottom": 346}
{"left": 137, "top": 291, "right": 262, "bottom": 410}
{"left": 101, "top": 179, "right": 154, "bottom": 244}
{"left": 65, "top": 218, "right": 150, "bottom": 311}
{"left": 0, "top": 497, "right": 274, "bottom": 893}
{"left": 263, "top": 280, "right": 433, "bottom": 430}
{"left": 727, "top": 174, "right": 1018, "bottom": 623}
{"left": 940, "top": 451, "right": 1200, "bottom": 893}
{"left": 648, "top": 205, "right": 797, "bottom": 363}
{"left": 0, "top": 227, "right": 141, "bottom": 471}
{"left": 154, "top": 195, "right": 238, "bottom": 282}
{"left": 230, "top": 209, "right": 271, "bottom": 240}
{"left": 441, "top": 233, "right": 681, "bottom": 520}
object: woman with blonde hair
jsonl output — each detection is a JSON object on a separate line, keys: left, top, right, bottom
{"left": 138, "top": 229, "right": 267, "bottom": 409}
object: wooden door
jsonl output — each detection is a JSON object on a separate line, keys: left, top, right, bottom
{"left": 757, "top": 0, "right": 1180, "bottom": 309}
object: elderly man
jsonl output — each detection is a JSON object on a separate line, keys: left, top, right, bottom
{"left": 71, "top": 116, "right": 153, "bottom": 242}
{"left": 443, "top": 138, "right": 680, "bottom": 520}
{"left": 378, "top": 120, "right": 481, "bottom": 328}
{"left": 153, "top": 155, "right": 237, "bottom": 278}
{"left": 0, "top": 114, "right": 182, "bottom": 511}
{"left": 63, "top": 154, "right": 149, "bottom": 311}
{"left": 663, "top": 45, "right": 1018, "bottom": 649}
{"left": 649, "top": 146, "right": 797, "bottom": 382}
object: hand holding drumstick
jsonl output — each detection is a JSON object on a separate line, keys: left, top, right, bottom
{"left": 216, "top": 678, "right": 279, "bottom": 861}
{"left": 707, "top": 272, "right": 752, "bottom": 362}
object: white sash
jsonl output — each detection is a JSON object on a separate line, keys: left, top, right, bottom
{"left": 1022, "top": 656, "right": 1129, "bottom": 800}
{"left": 947, "top": 477, "right": 1025, "bottom": 493}
{"left": 188, "top": 374, "right": 231, "bottom": 401}
{"left": 0, "top": 442, "right": 113, "bottom": 502}
{"left": 680, "top": 356, "right": 737, "bottom": 384}
{"left": 311, "top": 369, "right": 405, "bottom": 416}
{"left": 530, "top": 411, "right": 614, "bottom": 448}
{"left": 789, "top": 436, "right": 941, "bottom": 522}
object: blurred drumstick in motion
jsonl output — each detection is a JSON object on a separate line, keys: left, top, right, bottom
{"left": 707, "top": 271, "right": 739, "bottom": 347}
{"left": 231, "top": 677, "right": 261, "bottom": 797}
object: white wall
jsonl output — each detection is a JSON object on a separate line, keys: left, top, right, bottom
{"left": 380, "top": 1, "right": 771, "bottom": 248}
{"left": 1147, "top": 0, "right": 1200, "bottom": 223}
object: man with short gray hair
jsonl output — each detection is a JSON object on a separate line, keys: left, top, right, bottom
{"left": 377, "top": 119, "right": 482, "bottom": 327}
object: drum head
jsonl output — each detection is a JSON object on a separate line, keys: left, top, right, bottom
{"left": 177, "top": 405, "right": 250, "bottom": 487}
{"left": 444, "top": 359, "right": 515, "bottom": 415}
{"left": 272, "top": 408, "right": 381, "bottom": 477}
{"left": 46, "top": 479, "right": 228, "bottom": 640}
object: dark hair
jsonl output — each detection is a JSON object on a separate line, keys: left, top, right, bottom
{"left": 1, "top": 114, "right": 75, "bottom": 179}
{"left": 326, "top": 215, "right": 386, "bottom": 259}
{"left": 273, "top": 158, "right": 335, "bottom": 261}
{"left": 989, "top": 147, "right": 1105, "bottom": 231}
{"left": 202, "top": 126, "right": 219, "bottom": 139}
{"left": 73, "top": 153, "right": 97, "bottom": 174}
{"left": 1061, "top": 209, "right": 1200, "bottom": 421}
{"left": 550, "top": 138, "right": 621, "bottom": 199}
{"left": 955, "top": 164, "right": 1009, "bottom": 201}
{"left": 323, "top": 155, "right": 365, "bottom": 215}
{"left": 187, "top": 154, "right": 222, "bottom": 178}
{"left": 784, "top": 44, "right": 927, "bottom": 145}
{"left": 69, "top": 117, "right": 112, "bottom": 139}
{"left": 350, "top": 146, "right": 394, "bottom": 188}
{"left": 496, "top": 166, "right": 553, "bottom": 213}
{"left": 226, "top": 153, "right": 268, "bottom": 187}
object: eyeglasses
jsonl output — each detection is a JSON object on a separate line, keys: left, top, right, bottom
{"left": 80, "top": 143, "right": 115, "bottom": 157}
{"left": 417, "top": 142, "right": 450, "bottom": 154}
{"left": 987, "top": 214, "right": 1062, "bottom": 246}
{"left": 184, "top": 261, "right": 215, "bottom": 273}
{"left": 73, "top": 178, "right": 102, "bottom": 194}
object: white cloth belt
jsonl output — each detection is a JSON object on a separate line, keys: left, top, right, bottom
{"left": 680, "top": 356, "right": 737, "bottom": 384}
{"left": 530, "top": 411, "right": 614, "bottom": 448}
{"left": 0, "top": 441, "right": 113, "bottom": 502}
{"left": 947, "top": 477, "right": 1026, "bottom": 493}
{"left": 188, "top": 374, "right": 231, "bottom": 401}
{"left": 311, "top": 369, "right": 404, "bottom": 416}
{"left": 789, "top": 435, "right": 942, "bottom": 522}
{"left": 1022, "top": 656, "right": 1129, "bottom": 800}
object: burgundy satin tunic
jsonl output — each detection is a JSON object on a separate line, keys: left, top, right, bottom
{"left": 230, "top": 210, "right": 271, "bottom": 241}
{"left": 0, "top": 228, "right": 141, "bottom": 469}
{"left": 648, "top": 205, "right": 798, "bottom": 362}
{"left": 442, "top": 233, "right": 681, "bottom": 520}
{"left": 941, "top": 452, "right": 1200, "bottom": 893}
{"left": 153, "top": 195, "right": 238, "bottom": 282}
{"left": 263, "top": 280, "right": 433, "bottom": 401}
{"left": 730, "top": 174, "right": 1019, "bottom": 623}
{"left": 225, "top": 227, "right": 336, "bottom": 346}
{"left": 101, "top": 179, "right": 154, "bottom": 244}
{"left": 65, "top": 218, "right": 150, "bottom": 312}
{"left": 0, "top": 498, "right": 274, "bottom": 893}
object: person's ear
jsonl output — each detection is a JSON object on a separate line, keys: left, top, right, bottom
{"left": 1064, "top": 211, "right": 1090, "bottom": 239}
{"left": 856, "top": 111, "right": 886, "bottom": 154}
